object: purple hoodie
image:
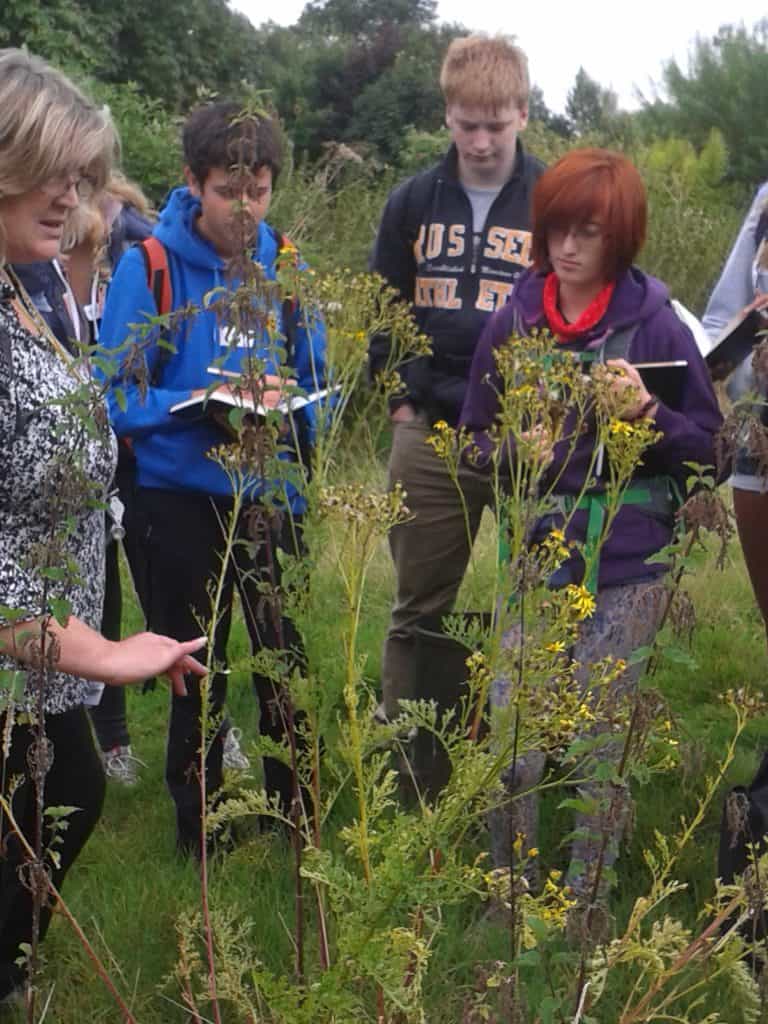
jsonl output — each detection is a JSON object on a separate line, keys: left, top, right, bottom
{"left": 460, "top": 267, "right": 723, "bottom": 588}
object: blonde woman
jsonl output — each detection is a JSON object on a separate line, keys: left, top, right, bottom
{"left": 0, "top": 49, "right": 205, "bottom": 1001}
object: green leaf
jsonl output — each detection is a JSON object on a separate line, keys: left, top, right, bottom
{"left": 661, "top": 644, "right": 698, "bottom": 668}
{"left": 39, "top": 566, "right": 67, "bottom": 582}
{"left": 593, "top": 760, "right": 619, "bottom": 783}
{"left": 49, "top": 598, "right": 70, "bottom": 627}
{"left": 515, "top": 948, "right": 541, "bottom": 969}
{"left": 113, "top": 386, "right": 127, "bottom": 413}
{"left": 228, "top": 406, "right": 247, "bottom": 431}
{"left": 526, "top": 915, "right": 550, "bottom": 944}
{"left": 558, "top": 796, "right": 600, "bottom": 815}
{"left": 0, "top": 609, "right": 27, "bottom": 629}
{"left": 89, "top": 356, "right": 113, "bottom": 377}
{"left": 0, "top": 671, "right": 27, "bottom": 703}
{"left": 627, "top": 644, "right": 654, "bottom": 666}
{"left": 44, "top": 805, "right": 79, "bottom": 821}
{"left": 538, "top": 995, "right": 560, "bottom": 1024}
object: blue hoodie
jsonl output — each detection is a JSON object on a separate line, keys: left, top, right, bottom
{"left": 98, "top": 187, "right": 326, "bottom": 504}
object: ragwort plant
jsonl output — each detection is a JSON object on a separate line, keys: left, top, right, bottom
{"left": 195, "top": 312, "right": 697, "bottom": 1022}
{"left": 84, "top": 205, "right": 760, "bottom": 1022}
{"left": 418, "top": 326, "right": 767, "bottom": 1023}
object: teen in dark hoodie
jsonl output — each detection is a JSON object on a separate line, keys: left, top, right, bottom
{"left": 460, "top": 149, "right": 721, "bottom": 903}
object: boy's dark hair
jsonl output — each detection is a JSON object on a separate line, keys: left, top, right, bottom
{"left": 182, "top": 100, "right": 284, "bottom": 187}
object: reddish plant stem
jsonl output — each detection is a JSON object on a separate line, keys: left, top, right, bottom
{"left": 376, "top": 985, "right": 387, "bottom": 1023}
{"left": 619, "top": 893, "right": 742, "bottom": 1024}
{"left": 0, "top": 797, "right": 139, "bottom": 1023}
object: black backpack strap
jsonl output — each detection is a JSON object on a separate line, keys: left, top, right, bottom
{"left": 401, "top": 170, "right": 440, "bottom": 251}
{"left": 597, "top": 323, "right": 640, "bottom": 363}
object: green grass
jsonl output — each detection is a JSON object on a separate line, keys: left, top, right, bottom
{"left": 15, "top": 516, "right": 768, "bottom": 1023}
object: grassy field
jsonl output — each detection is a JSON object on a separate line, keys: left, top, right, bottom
{"left": 14, "top": 488, "right": 768, "bottom": 1023}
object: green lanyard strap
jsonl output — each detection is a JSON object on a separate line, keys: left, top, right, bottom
{"left": 498, "top": 477, "right": 681, "bottom": 595}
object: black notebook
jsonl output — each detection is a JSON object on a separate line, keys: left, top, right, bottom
{"left": 705, "top": 308, "right": 767, "bottom": 380}
{"left": 633, "top": 361, "right": 687, "bottom": 409}
{"left": 579, "top": 353, "right": 688, "bottom": 409}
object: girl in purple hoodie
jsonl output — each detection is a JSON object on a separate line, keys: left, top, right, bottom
{"left": 460, "top": 149, "right": 722, "bottom": 906}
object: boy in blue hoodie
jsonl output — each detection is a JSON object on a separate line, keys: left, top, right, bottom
{"left": 99, "top": 101, "right": 326, "bottom": 857}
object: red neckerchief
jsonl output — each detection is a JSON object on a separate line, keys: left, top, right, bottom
{"left": 542, "top": 272, "right": 615, "bottom": 342}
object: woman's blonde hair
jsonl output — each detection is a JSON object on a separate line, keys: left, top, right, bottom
{"left": 106, "top": 170, "right": 152, "bottom": 218}
{"left": 0, "top": 48, "right": 116, "bottom": 260}
{"left": 61, "top": 199, "right": 107, "bottom": 256}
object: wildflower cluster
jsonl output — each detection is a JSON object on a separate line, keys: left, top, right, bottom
{"left": 317, "top": 480, "right": 410, "bottom": 533}
{"left": 540, "top": 527, "right": 570, "bottom": 564}
{"left": 306, "top": 269, "right": 431, "bottom": 386}
{"left": 563, "top": 583, "right": 596, "bottom": 620}
{"left": 602, "top": 408, "right": 661, "bottom": 472}
{"left": 483, "top": 864, "right": 576, "bottom": 941}
{"left": 425, "top": 418, "right": 455, "bottom": 459}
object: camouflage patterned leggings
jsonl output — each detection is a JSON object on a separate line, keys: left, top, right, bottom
{"left": 488, "top": 578, "right": 667, "bottom": 900}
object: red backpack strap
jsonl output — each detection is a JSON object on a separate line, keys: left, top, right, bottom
{"left": 138, "top": 236, "right": 172, "bottom": 316}
{"left": 136, "top": 237, "right": 175, "bottom": 386}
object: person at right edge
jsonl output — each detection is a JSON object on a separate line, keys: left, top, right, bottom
{"left": 702, "top": 183, "right": 768, "bottom": 650}
{"left": 368, "top": 35, "right": 544, "bottom": 796}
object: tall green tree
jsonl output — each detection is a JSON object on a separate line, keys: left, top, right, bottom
{"left": 643, "top": 20, "right": 768, "bottom": 187}
{"left": 528, "top": 83, "right": 573, "bottom": 139}
{"left": 298, "top": 0, "right": 437, "bottom": 36}
{"left": 3, "top": 0, "right": 265, "bottom": 112}
{"left": 566, "top": 66, "right": 618, "bottom": 135}
{"left": 0, "top": 0, "right": 117, "bottom": 76}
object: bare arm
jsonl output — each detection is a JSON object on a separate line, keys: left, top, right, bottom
{"left": 0, "top": 615, "right": 206, "bottom": 697}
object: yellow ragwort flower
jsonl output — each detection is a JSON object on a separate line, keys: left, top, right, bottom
{"left": 565, "top": 584, "right": 596, "bottom": 620}
{"left": 609, "top": 418, "right": 635, "bottom": 436}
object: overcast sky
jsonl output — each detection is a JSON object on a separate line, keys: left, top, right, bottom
{"left": 230, "top": 0, "right": 766, "bottom": 114}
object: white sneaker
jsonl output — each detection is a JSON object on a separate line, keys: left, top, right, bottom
{"left": 222, "top": 727, "right": 250, "bottom": 771}
{"left": 102, "top": 744, "right": 144, "bottom": 786}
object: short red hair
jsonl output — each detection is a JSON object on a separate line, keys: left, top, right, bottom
{"left": 531, "top": 148, "right": 647, "bottom": 279}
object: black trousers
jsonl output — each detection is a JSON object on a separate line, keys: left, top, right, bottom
{"left": 137, "top": 487, "right": 303, "bottom": 856}
{"left": 0, "top": 706, "right": 105, "bottom": 997}
{"left": 89, "top": 539, "right": 131, "bottom": 750}
{"left": 90, "top": 456, "right": 148, "bottom": 752}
